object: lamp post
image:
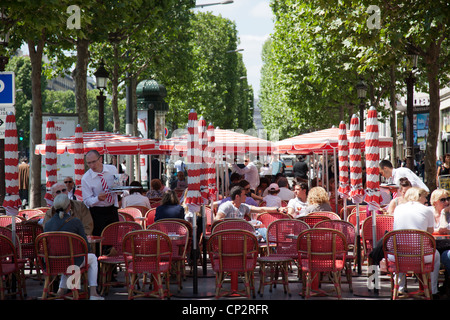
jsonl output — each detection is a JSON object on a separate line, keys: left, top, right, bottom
{"left": 405, "top": 53, "right": 418, "bottom": 171}
{"left": 356, "top": 78, "right": 368, "bottom": 132}
{"left": 195, "top": 0, "right": 233, "bottom": 8}
{"left": 94, "top": 60, "right": 109, "bottom": 131}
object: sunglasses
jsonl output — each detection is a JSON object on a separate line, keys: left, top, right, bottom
{"left": 55, "top": 189, "right": 67, "bottom": 195}
{"left": 440, "top": 197, "right": 450, "bottom": 203}
{"left": 64, "top": 181, "right": 73, "bottom": 184}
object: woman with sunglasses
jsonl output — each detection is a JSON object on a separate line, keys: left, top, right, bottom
{"left": 431, "top": 188, "right": 450, "bottom": 234}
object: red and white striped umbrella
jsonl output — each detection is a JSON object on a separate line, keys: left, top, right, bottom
{"left": 73, "top": 124, "right": 84, "bottom": 200}
{"left": 3, "top": 113, "right": 22, "bottom": 215}
{"left": 160, "top": 128, "right": 274, "bottom": 156}
{"left": 338, "top": 121, "right": 350, "bottom": 200}
{"left": 207, "top": 123, "right": 217, "bottom": 199}
{"left": 44, "top": 118, "right": 57, "bottom": 206}
{"left": 184, "top": 109, "right": 202, "bottom": 205}
{"left": 364, "top": 106, "right": 381, "bottom": 211}
{"left": 275, "top": 127, "right": 393, "bottom": 154}
{"left": 35, "top": 131, "right": 157, "bottom": 155}
{"left": 198, "top": 116, "right": 209, "bottom": 203}
{"left": 349, "top": 115, "right": 364, "bottom": 204}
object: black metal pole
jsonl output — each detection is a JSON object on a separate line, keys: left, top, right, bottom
{"left": 97, "top": 90, "right": 105, "bottom": 131}
{"left": 359, "top": 101, "right": 365, "bottom": 132}
{"left": 406, "top": 72, "right": 415, "bottom": 171}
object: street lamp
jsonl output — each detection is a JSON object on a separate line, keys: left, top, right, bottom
{"left": 195, "top": 0, "right": 234, "bottom": 8}
{"left": 226, "top": 48, "right": 244, "bottom": 53}
{"left": 94, "top": 60, "right": 109, "bottom": 131}
{"left": 356, "top": 78, "right": 368, "bottom": 132}
{"left": 405, "top": 52, "right": 418, "bottom": 171}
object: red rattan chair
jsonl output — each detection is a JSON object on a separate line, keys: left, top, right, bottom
{"left": 297, "top": 215, "right": 331, "bottom": 228}
{"left": 346, "top": 210, "right": 369, "bottom": 229}
{"left": 0, "top": 234, "right": 26, "bottom": 300}
{"left": 122, "top": 230, "right": 173, "bottom": 299}
{"left": 147, "top": 220, "right": 189, "bottom": 292}
{"left": 118, "top": 207, "right": 142, "bottom": 221}
{"left": 35, "top": 231, "right": 89, "bottom": 300}
{"left": 14, "top": 221, "right": 43, "bottom": 281}
{"left": 257, "top": 212, "right": 291, "bottom": 228}
{"left": 144, "top": 208, "right": 157, "bottom": 228}
{"left": 0, "top": 215, "right": 25, "bottom": 228}
{"left": 383, "top": 229, "right": 436, "bottom": 300}
{"left": 307, "top": 211, "right": 341, "bottom": 220}
{"left": 97, "top": 221, "right": 142, "bottom": 295}
{"left": 266, "top": 219, "right": 310, "bottom": 260}
{"left": 211, "top": 219, "right": 255, "bottom": 233}
{"left": 207, "top": 229, "right": 259, "bottom": 298}
{"left": 314, "top": 219, "right": 356, "bottom": 292}
{"left": 19, "top": 209, "right": 44, "bottom": 220}
{"left": 362, "top": 214, "right": 394, "bottom": 264}
{"left": 297, "top": 228, "right": 347, "bottom": 299}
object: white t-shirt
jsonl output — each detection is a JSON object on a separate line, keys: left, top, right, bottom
{"left": 393, "top": 201, "right": 434, "bottom": 231}
{"left": 287, "top": 197, "right": 308, "bottom": 216}
{"left": 217, "top": 201, "right": 251, "bottom": 219}
{"left": 263, "top": 194, "right": 282, "bottom": 207}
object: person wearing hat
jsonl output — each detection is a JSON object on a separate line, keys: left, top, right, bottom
{"left": 263, "top": 183, "right": 282, "bottom": 207}
{"left": 44, "top": 193, "right": 104, "bottom": 300}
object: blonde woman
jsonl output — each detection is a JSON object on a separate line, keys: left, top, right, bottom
{"left": 430, "top": 188, "right": 450, "bottom": 234}
{"left": 303, "top": 186, "right": 332, "bottom": 214}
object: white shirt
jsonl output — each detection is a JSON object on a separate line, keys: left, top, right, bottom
{"left": 121, "top": 193, "right": 151, "bottom": 208}
{"left": 232, "top": 162, "right": 260, "bottom": 190}
{"left": 393, "top": 201, "right": 434, "bottom": 231}
{"left": 287, "top": 197, "right": 308, "bottom": 215}
{"left": 82, "top": 164, "right": 119, "bottom": 208}
{"left": 391, "top": 167, "right": 429, "bottom": 192}
{"left": 217, "top": 201, "right": 251, "bottom": 219}
{"left": 263, "top": 194, "right": 282, "bottom": 207}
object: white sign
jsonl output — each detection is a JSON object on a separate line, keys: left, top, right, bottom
{"left": 0, "top": 106, "right": 17, "bottom": 138}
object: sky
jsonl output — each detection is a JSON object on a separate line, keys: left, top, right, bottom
{"left": 194, "top": 0, "right": 275, "bottom": 96}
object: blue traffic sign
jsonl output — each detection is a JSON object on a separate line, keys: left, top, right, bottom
{"left": 0, "top": 72, "right": 15, "bottom": 106}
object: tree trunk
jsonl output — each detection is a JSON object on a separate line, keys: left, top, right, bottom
{"left": 72, "top": 38, "right": 90, "bottom": 132}
{"left": 28, "top": 39, "right": 45, "bottom": 208}
{"left": 389, "top": 64, "right": 398, "bottom": 165}
{"left": 424, "top": 41, "right": 440, "bottom": 193}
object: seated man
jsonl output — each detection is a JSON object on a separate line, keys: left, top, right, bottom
{"left": 216, "top": 186, "right": 287, "bottom": 241}
{"left": 287, "top": 182, "right": 308, "bottom": 218}
{"left": 44, "top": 182, "right": 94, "bottom": 236}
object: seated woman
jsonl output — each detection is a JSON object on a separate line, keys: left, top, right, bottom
{"left": 387, "top": 177, "right": 412, "bottom": 215}
{"left": 155, "top": 190, "right": 185, "bottom": 221}
{"left": 303, "top": 186, "right": 333, "bottom": 214}
{"left": 44, "top": 194, "right": 104, "bottom": 300}
{"left": 431, "top": 188, "right": 450, "bottom": 234}
{"left": 146, "top": 178, "right": 170, "bottom": 199}
{"left": 121, "top": 181, "right": 150, "bottom": 208}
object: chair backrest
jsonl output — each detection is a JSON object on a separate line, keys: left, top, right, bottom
{"left": 297, "top": 228, "right": 348, "bottom": 272}
{"left": 127, "top": 205, "right": 151, "bottom": 217}
{"left": 314, "top": 220, "right": 356, "bottom": 249}
{"left": 0, "top": 234, "right": 21, "bottom": 277}
{"left": 281, "top": 200, "right": 289, "bottom": 207}
{"left": 207, "top": 229, "right": 259, "bottom": 272}
{"left": 297, "top": 215, "right": 331, "bottom": 228}
{"left": 351, "top": 205, "right": 367, "bottom": 214}
{"left": 122, "top": 230, "right": 172, "bottom": 274}
{"left": 144, "top": 208, "right": 157, "bottom": 227}
{"left": 99, "top": 221, "right": 142, "bottom": 256}
{"left": 383, "top": 229, "right": 436, "bottom": 273}
{"left": 118, "top": 207, "right": 142, "bottom": 220}
{"left": 266, "top": 219, "right": 310, "bottom": 256}
{"left": 14, "top": 221, "right": 43, "bottom": 260}
{"left": 150, "top": 201, "right": 161, "bottom": 208}
{"left": 257, "top": 212, "right": 291, "bottom": 227}
{"left": 35, "top": 231, "right": 89, "bottom": 275}
{"left": 211, "top": 219, "right": 255, "bottom": 233}
{"left": 346, "top": 210, "right": 369, "bottom": 228}
{"left": 147, "top": 220, "right": 189, "bottom": 259}
{"left": 258, "top": 201, "right": 267, "bottom": 207}
{"left": 0, "top": 227, "right": 21, "bottom": 257}
{"left": 0, "top": 215, "right": 25, "bottom": 228}
{"left": 27, "top": 213, "right": 46, "bottom": 222}
{"left": 362, "top": 214, "right": 394, "bottom": 256}
{"left": 34, "top": 207, "right": 51, "bottom": 213}
{"left": 339, "top": 205, "right": 356, "bottom": 220}
{"left": 19, "top": 209, "right": 44, "bottom": 220}
{"left": 307, "top": 211, "right": 341, "bottom": 220}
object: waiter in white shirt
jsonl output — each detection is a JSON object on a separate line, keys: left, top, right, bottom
{"left": 231, "top": 157, "right": 260, "bottom": 192}
{"left": 379, "top": 159, "right": 429, "bottom": 192}
{"left": 82, "top": 150, "right": 119, "bottom": 237}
